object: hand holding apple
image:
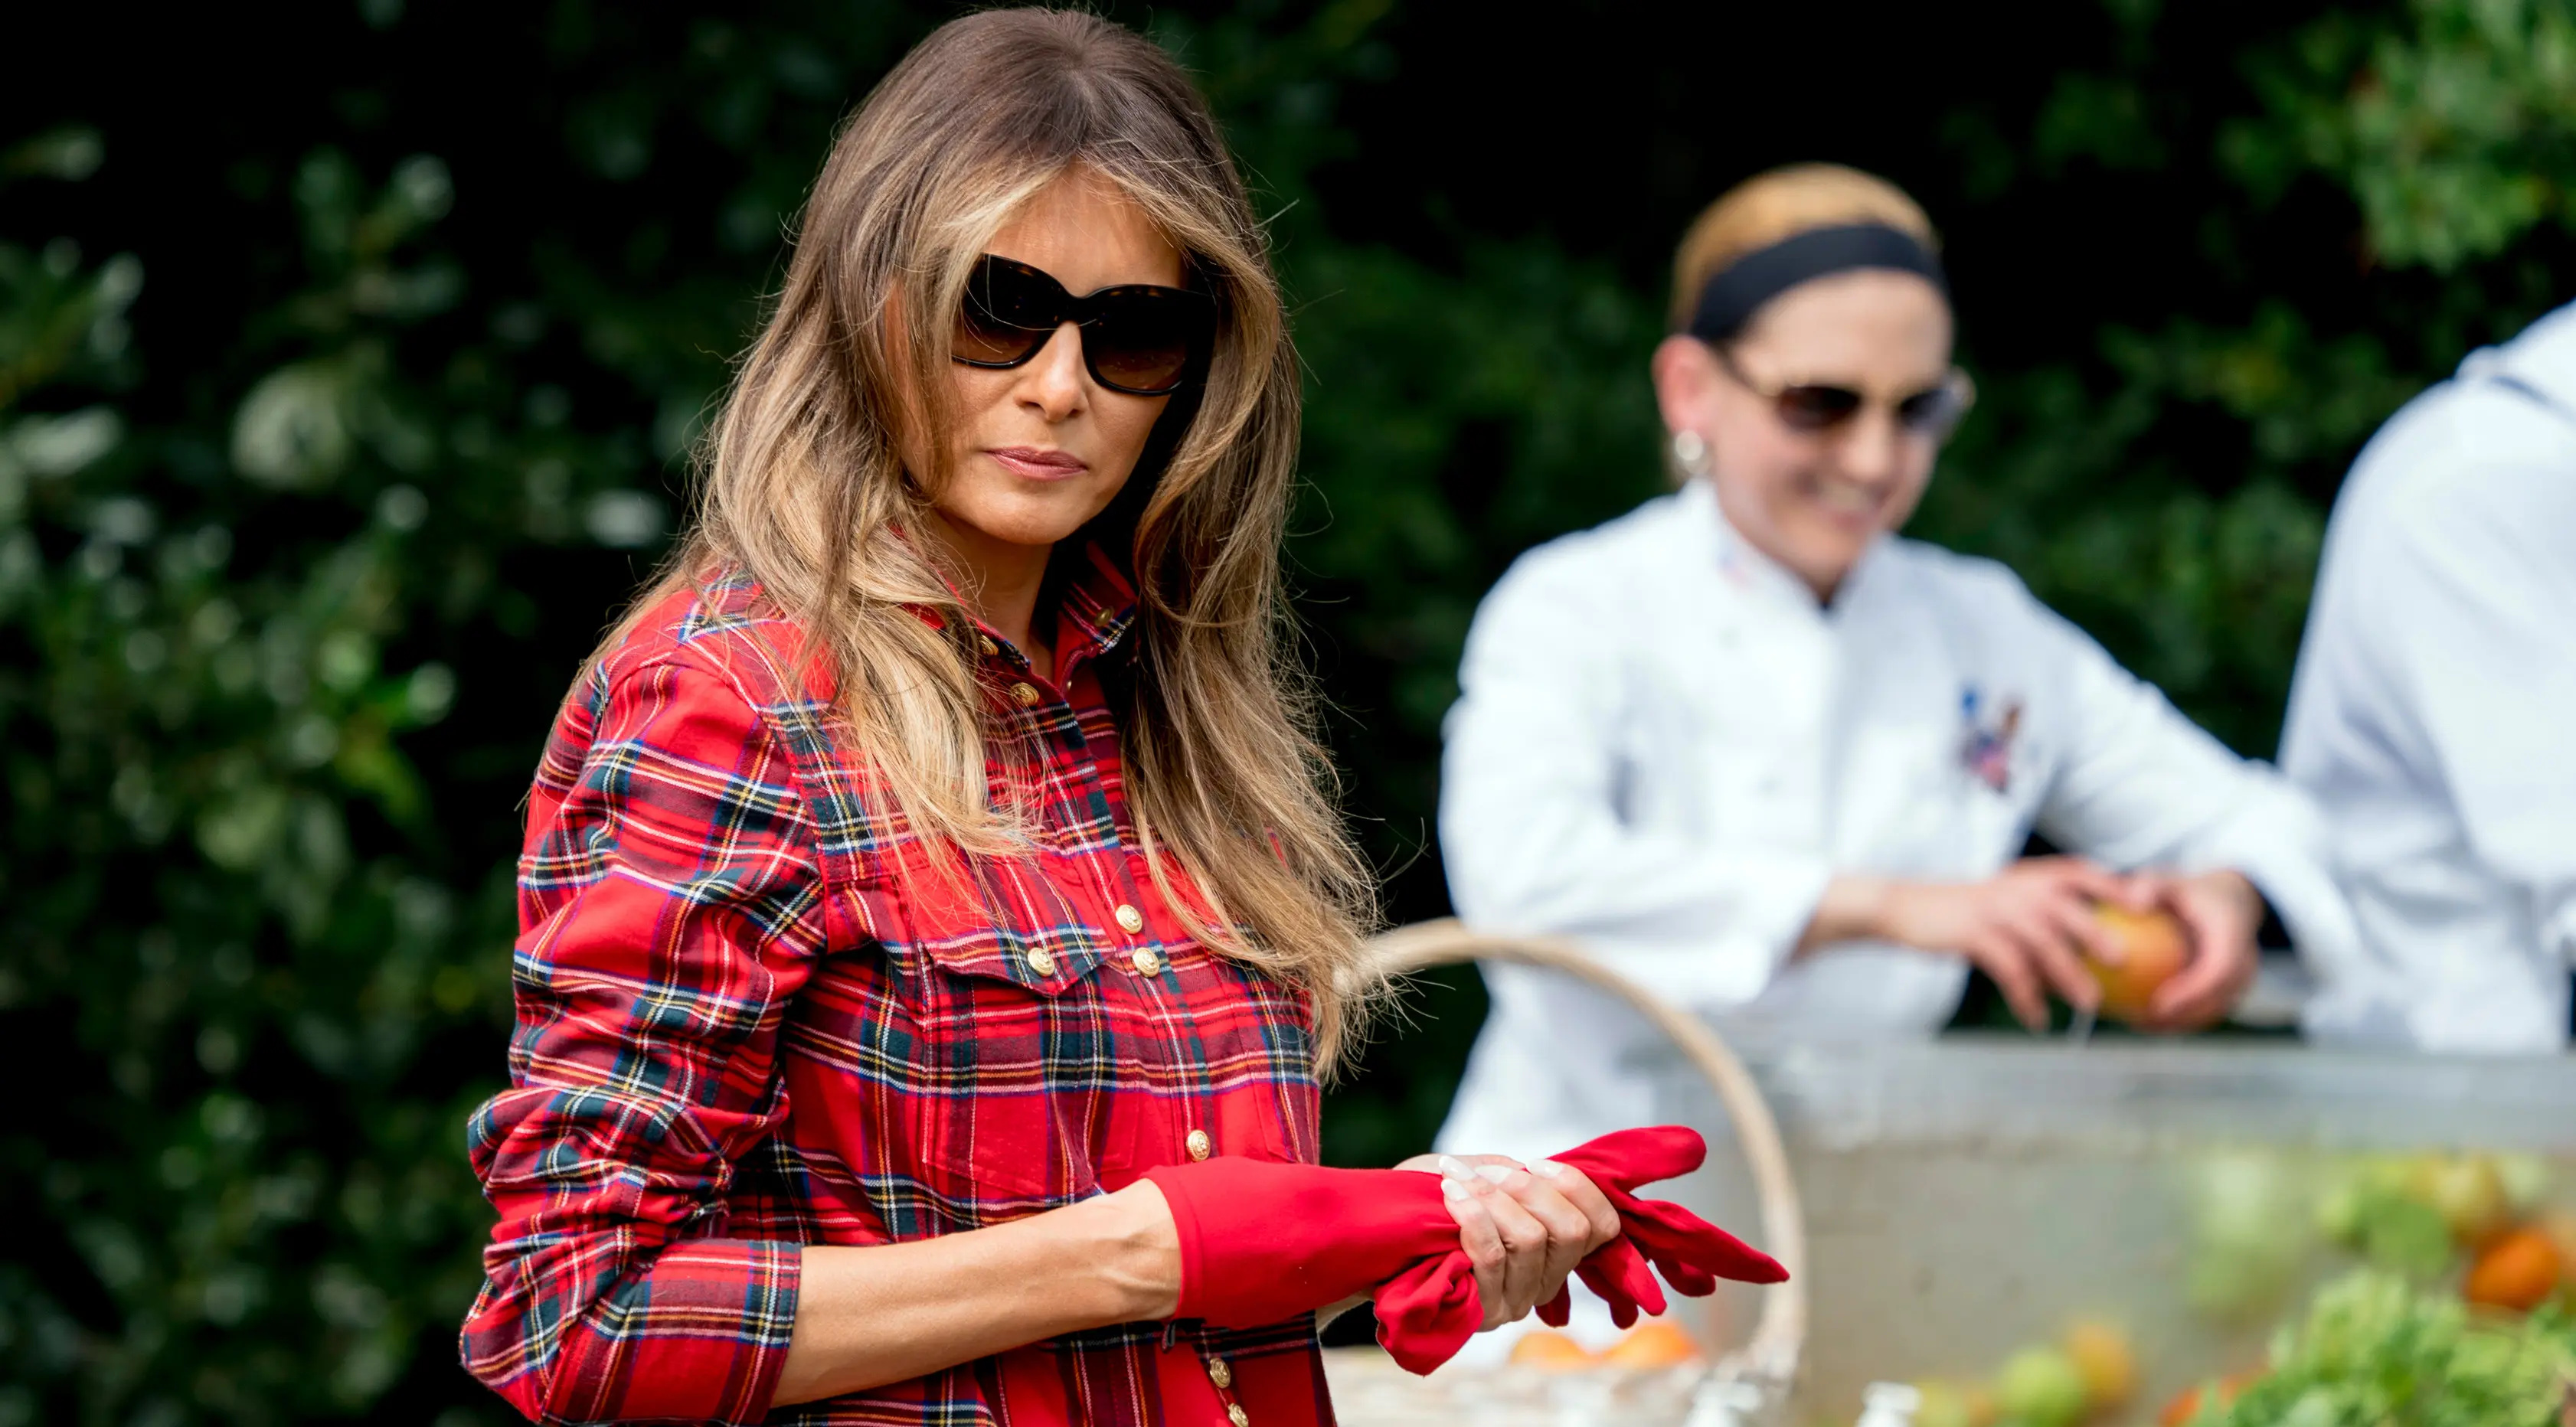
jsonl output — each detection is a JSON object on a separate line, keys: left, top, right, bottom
{"left": 2081, "top": 870, "right": 2262, "bottom": 1032}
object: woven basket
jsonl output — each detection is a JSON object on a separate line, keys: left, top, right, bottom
{"left": 1320, "top": 919, "right": 1809, "bottom": 1427}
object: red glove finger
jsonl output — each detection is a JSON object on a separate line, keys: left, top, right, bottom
{"left": 1547, "top": 1125, "right": 1710, "bottom": 1190}
{"left": 1538, "top": 1287, "right": 1572, "bottom": 1328}
{"left": 1545, "top": 1126, "right": 1790, "bottom": 1323}
{"left": 1574, "top": 1234, "right": 1666, "bottom": 1324}
{"left": 1370, "top": 1255, "right": 1483, "bottom": 1374}
{"left": 1612, "top": 1189, "right": 1787, "bottom": 1288}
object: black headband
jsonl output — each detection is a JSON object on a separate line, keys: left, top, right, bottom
{"left": 1685, "top": 223, "right": 1948, "bottom": 343}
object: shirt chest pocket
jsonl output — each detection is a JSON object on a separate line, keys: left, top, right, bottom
{"left": 898, "top": 926, "right": 1122, "bottom": 1216}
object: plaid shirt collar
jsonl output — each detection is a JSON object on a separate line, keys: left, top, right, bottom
{"left": 906, "top": 532, "right": 1142, "bottom": 681}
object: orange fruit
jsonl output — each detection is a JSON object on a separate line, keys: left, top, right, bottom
{"left": 2535, "top": 1211, "right": 2576, "bottom": 1287}
{"left": 2158, "top": 1370, "right": 2261, "bottom": 1427}
{"left": 1507, "top": 1329, "right": 1598, "bottom": 1371}
{"left": 2084, "top": 906, "right": 2191, "bottom": 1024}
{"left": 1600, "top": 1320, "right": 1702, "bottom": 1368}
{"left": 2464, "top": 1226, "right": 2565, "bottom": 1312}
{"left": 2063, "top": 1320, "right": 2136, "bottom": 1409}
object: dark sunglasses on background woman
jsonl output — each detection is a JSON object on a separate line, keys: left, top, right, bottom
{"left": 1712, "top": 341, "right": 1974, "bottom": 437}
{"left": 950, "top": 253, "right": 1214, "bottom": 396}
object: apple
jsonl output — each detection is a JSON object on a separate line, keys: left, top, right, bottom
{"left": 1993, "top": 1347, "right": 2088, "bottom": 1427}
{"left": 2063, "top": 1320, "right": 2136, "bottom": 1409}
{"left": 2083, "top": 905, "right": 2190, "bottom": 1024}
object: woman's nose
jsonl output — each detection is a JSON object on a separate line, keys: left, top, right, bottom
{"left": 1835, "top": 407, "right": 1907, "bottom": 486}
{"left": 1015, "top": 322, "right": 1090, "bottom": 420}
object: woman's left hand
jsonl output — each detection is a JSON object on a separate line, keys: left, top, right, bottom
{"left": 2127, "top": 867, "right": 2264, "bottom": 1031}
{"left": 1394, "top": 1151, "right": 1624, "bottom": 1330}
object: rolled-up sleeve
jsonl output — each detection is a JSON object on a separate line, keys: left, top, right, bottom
{"left": 460, "top": 653, "right": 825, "bottom": 1426}
{"left": 1440, "top": 553, "right": 1829, "bottom": 1008}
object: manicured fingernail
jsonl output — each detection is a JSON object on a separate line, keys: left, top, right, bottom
{"left": 1442, "top": 1177, "right": 1470, "bottom": 1201}
{"left": 1476, "top": 1164, "right": 1514, "bottom": 1184}
{"left": 1532, "top": 1161, "right": 1566, "bottom": 1178}
{"left": 1437, "top": 1155, "right": 1471, "bottom": 1179}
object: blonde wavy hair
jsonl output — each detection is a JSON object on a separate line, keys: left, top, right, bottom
{"left": 594, "top": 9, "right": 1380, "bottom": 1066}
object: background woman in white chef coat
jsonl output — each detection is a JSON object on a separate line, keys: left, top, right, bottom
{"left": 1436, "top": 165, "right": 2372, "bottom": 1186}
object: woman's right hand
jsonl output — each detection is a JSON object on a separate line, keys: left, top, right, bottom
{"left": 1394, "top": 1152, "right": 1623, "bottom": 1330}
{"left": 1820, "top": 857, "right": 2149, "bottom": 1030}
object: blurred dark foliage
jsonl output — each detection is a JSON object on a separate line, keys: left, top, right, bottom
{"left": 3, "top": 0, "right": 2571, "bottom": 1419}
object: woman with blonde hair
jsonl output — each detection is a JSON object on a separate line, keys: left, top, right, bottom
{"left": 454, "top": 11, "right": 1792, "bottom": 1425}
{"left": 1437, "top": 165, "right": 2371, "bottom": 1343}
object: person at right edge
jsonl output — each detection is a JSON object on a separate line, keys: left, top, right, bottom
{"left": 1436, "top": 166, "right": 2390, "bottom": 1353}
{"left": 2280, "top": 300, "right": 2576, "bottom": 1053}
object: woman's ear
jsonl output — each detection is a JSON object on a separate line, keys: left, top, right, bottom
{"left": 1650, "top": 335, "right": 1721, "bottom": 438}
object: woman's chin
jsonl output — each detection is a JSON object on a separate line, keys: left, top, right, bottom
{"left": 1772, "top": 525, "right": 1874, "bottom": 595}
{"left": 1772, "top": 523, "right": 1875, "bottom": 571}
{"left": 940, "top": 484, "right": 1123, "bottom": 553}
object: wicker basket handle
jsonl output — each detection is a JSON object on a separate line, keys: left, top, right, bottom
{"left": 1365, "top": 918, "right": 1809, "bottom": 1389}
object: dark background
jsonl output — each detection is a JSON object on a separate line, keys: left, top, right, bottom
{"left": 4, "top": 0, "right": 2567, "bottom": 1418}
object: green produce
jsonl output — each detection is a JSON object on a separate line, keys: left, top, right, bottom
{"left": 2414, "top": 1157, "right": 2513, "bottom": 1247}
{"left": 2318, "top": 1159, "right": 2460, "bottom": 1279}
{"left": 1912, "top": 1380, "right": 1983, "bottom": 1427}
{"left": 2198, "top": 1271, "right": 2576, "bottom": 1427}
{"left": 1992, "top": 1347, "right": 2089, "bottom": 1427}
{"left": 2316, "top": 1180, "right": 2370, "bottom": 1245}
{"left": 2493, "top": 1155, "right": 2550, "bottom": 1216}
{"left": 2358, "top": 1194, "right": 2459, "bottom": 1280}
{"left": 2187, "top": 1152, "right": 2312, "bottom": 1317}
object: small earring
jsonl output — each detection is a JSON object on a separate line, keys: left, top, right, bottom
{"left": 1671, "top": 428, "right": 1708, "bottom": 475}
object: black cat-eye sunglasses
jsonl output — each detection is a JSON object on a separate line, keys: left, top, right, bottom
{"left": 950, "top": 254, "right": 1214, "bottom": 396}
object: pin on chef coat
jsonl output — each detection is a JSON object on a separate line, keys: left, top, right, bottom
{"left": 2281, "top": 301, "right": 2576, "bottom": 1053}
{"left": 1434, "top": 477, "right": 2374, "bottom": 1168}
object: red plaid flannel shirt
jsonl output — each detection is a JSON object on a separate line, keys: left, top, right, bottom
{"left": 461, "top": 547, "right": 1335, "bottom": 1426}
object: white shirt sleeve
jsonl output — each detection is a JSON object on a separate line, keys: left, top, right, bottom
{"left": 2352, "top": 461, "right": 2576, "bottom": 970}
{"left": 2022, "top": 593, "right": 2366, "bottom": 985}
{"left": 1438, "top": 553, "right": 1831, "bottom": 1009}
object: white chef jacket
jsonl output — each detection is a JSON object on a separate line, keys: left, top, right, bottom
{"left": 2279, "top": 302, "right": 2576, "bottom": 1053}
{"left": 1435, "top": 477, "right": 2377, "bottom": 1161}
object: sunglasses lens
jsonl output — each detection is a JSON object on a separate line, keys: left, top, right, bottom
{"left": 1898, "top": 383, "right": 1963, "bottom": 433}
{"left": 1085, "top": 289, "right": 1205, "bottom": 394}
{"left": 954, "top": 260, "right": 1056, "bottom": 367}
{"left": 1775, "top": 385, "right": 1862, "bottom": 430}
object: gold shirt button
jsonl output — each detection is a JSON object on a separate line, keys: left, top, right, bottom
{"left": 1185, "top": 1128, "right": 1212, "bottom": 1161}
{"left": 1010, "top": 681, "right": 1040, "bottom": 707}
{"left": 1207, "top": 1355, "right": 1232, "bottom": 1389}
{"left": 1026, "top": 948, "right": 1058, "bottom": 977}
{"left": 1228, "top": 1405, "right": 1250, "bottom": 1427}
{"left": 1130, "top": 947, "right": 1162, "bottom": 976}
{"left": 978, "top": 635, "right": 999, "bottom": 656}
{"left": 1113, "top": 903, "right": 1145, "bottom": 934}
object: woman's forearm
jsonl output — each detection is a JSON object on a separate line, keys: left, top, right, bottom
{"left": 773, "top": 1181, "right": 1181, "bottom": 1405}
{"left": 1796, "top": 873, "right": 1896, "bottom": 955}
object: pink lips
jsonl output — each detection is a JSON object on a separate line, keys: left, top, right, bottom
{"left": 987, "top": 446, "right": 1088, "bottom": 481}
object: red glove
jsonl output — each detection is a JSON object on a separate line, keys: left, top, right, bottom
{"left": 1143, "top": 1127, "right": 1787, "bottom": 1376}
{"left": 1138, "top": 1157, "right": 1465, "bottom": 1335}
{"left": 1141, "top": 1154, "right": 1493, "bottom": 1372}
{"left": 1535, "top": 1126, "right": 1788, "bottom": 1331}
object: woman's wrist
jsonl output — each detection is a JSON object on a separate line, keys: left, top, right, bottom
{"left": 1077, "top": 1181, "right": 1182, "bottom": 1321}
{"left": 1800, "top": 873, "right": 1901, "bottom": 952}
